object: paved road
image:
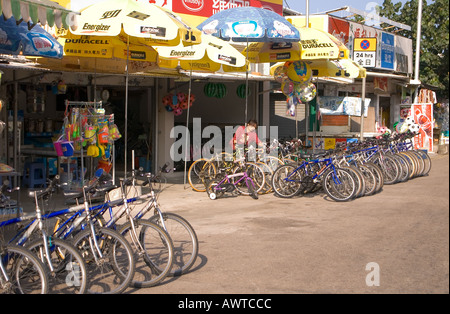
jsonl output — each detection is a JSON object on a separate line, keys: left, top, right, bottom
{"left": 129, "top": 154, "right": 449, "bottom": 294}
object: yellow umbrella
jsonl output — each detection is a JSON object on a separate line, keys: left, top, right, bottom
{"left": 32, "top": 33, "right": 160, "bottom": 73}
{"left": 155, "top": 34, "right": 248, "bottom": 73}
{"left": 70, "top": 0, "right": 201, "bottom": 47}
{"left": 244, "top": 27, "right": 349, "bottom": 63}
{"left": 270, "top": 59, "right": 366, "bottom": 79}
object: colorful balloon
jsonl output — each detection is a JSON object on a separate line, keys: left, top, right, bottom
{"left": 298, "top": 82, "right": 317, "bottom": 103}
{"left": 287, "top": 61, "right": 312, "bottom": 83}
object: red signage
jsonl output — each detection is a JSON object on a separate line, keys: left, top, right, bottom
{"left": 328, "top": 16, "right": 350, "bottom": 47}
{"left": 172, "top": 0, "right": 283, "bottom": 17}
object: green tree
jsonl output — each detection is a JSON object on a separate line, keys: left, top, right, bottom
{"left": 378, "top": 0, "right": 449, "bottom": 99}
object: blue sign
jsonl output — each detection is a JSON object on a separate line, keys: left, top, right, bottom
{"left": 380, "top": 32, "right": 395, "bottom": 70}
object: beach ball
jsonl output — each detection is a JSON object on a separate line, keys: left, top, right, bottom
{"left": 273, "top": 64, "right": 289, "bottom": 83}
{"left": 298, "top": 82, "right": 317, "bottom": 103}
{"left": 287, "top": 61, "right": 312, "bottom": 83}
{"left": 409, "top": 123, "right": 420, "bottom": 134}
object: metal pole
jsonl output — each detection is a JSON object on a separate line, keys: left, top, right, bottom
{"left": 184, "top": 56, "right": 194, "bottom": 188}
{"left": 360, "top": 76, "right": 367, "bottom": 141}
{"left": 306, "top": 0, "right": 309, "bottom": 28}
{"left": 124, "top": 35, "right": 129, "bottom": 179}
{"left": 413, "top": 0, "right": 423, "bottom": 102}
{"left": 245, "top": 38, "right": 249, "bottom": 125}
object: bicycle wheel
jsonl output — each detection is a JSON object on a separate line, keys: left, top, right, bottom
{"left": 414, "top": 150, "right": 431, "bottom": 176}
{"left": 0, "top": 245, "right": 48, "bottom": 294}
{"left": 375, "top": 155, "right": 399, "bottom": 185}
{"left": 256, "top": 161, "right": 274, "bottom": 194}
{"left": 119, "top": 220, "right": 173, "bottom": 288}
{"left": 72, "top": 227, "right": 135, "bottom": 294}
{"left": 148, "top": 212, "right": 199, "bottom": 276}
{"left": 393, "top": 154, "right": 411, "bottom": 183}
{"left": 364, "top": 162, "right": 384, "bottom": 193}
{"left": 233, "top": 163, "right": 265, "bottom": 195}
{"left": 271, "top": 164, "right": 303, "bottom": 198}
{"left": 188, "top": 159, "right": 216, "bottom": 192}
{"left": 340, "top": 165, "right": 364, "bottom": 198}
{"left": 27, "top": 237, "right": 88, "bottom": 294}
{"left": 322, "top": 168, "right": 356, "bottom": 202}
{"left": 358, "top": 164, "right": 377, "bottom": 196}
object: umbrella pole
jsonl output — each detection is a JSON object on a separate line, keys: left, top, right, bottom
{"left": 245, "top": 38, "right": 249, "bottom": 126}
{"left": 124, "top": 35, "right": 130, "bottom": 179}
{"left": 184, "top": 60, "right": 194, "bottom": 189}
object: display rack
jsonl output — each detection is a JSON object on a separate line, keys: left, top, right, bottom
{"left": 62, "top": 100, "right": 119, "bottom": 188}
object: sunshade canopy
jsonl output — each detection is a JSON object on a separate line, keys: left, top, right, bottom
{"left": 270, "top": 59, "right": 366, "bottom": 80}
{"left": 156, "top": 34, "right": 247, "bottom": 72}
{"left": 243, "top": 27, "right": 349, "bottom": 63}
{"left": 197, "top": 7, "right": 300, "bottom": 43}
{"left": 0, "top": 14, "right": 62, "bottom": 58}
{"left": 1, "top": 0, "right": 79, "bottom": 29}
{"left": 70, "top": 0, "right": 201, "bottom": 47}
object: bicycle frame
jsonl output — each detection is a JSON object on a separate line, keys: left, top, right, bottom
{"left": 211, "top": 171, "right": 255, "bottom": 193}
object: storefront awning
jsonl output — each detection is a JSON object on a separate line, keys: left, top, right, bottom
{"left": 1, "top": 0, "right": 79, "bottom": 29}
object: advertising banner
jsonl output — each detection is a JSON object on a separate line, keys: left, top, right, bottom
{"left": 171, "top": 0, "right": 283, "bottom": 17}
{"left": 413, "top": 103, "right": 434, "bottom": 152}
{"left": 379, "top": 32, "right": 395, "bottom": 70}
{"left": 318, "top": 96, "right": 371, "bottom": 117}
{"left": 328, "top": 16, "right": 350, "bottom": 48}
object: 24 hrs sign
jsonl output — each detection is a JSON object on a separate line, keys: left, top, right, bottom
{"left": 353, "top": 38, "right": 377, "bottom": 68}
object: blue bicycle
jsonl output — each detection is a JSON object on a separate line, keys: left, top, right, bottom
{"left": 271, "top": 153, "right": 356, "bottom": 202}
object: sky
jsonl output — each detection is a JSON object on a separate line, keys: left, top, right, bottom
{"left": 285, "top": 0, "right": 407, "bottom": 16}
{"left": 70, "top": 0, "right": 407, "bottom": 13}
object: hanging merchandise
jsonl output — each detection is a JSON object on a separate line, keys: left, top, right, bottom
{"left": 286, "top": 61, "right": 312, "bottom": 84}
{"left": 204, "top": 83, "right": 217, "bottom": 97}
{"left": 286, "top": 96, "right": 296, "bottom": 117}
{"left": 237, "top": 84, "right": 251, "bottom": 99}
{"left": 109, "top": 124, "right": 122, "bottom": 140}
{"left": 281, "top": 80, "right": 295, "bottom": 97}
{"left": 173, "top": 107, "right": 183, "bottom": 116}
{"left": 273, "top": 64, "right": 289, "bottom": 83}
{"left": 162, "top": 94, "right": 172, "bottom": 106}
{"left": 298, "top": 82, "right": 317, "bottom": 103}
{"left": 215, "top": 83, "right": 227, "bottom": 99}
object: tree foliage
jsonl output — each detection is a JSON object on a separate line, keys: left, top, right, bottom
{"left": 378, "top": 0, "right": 449, "bottom": 99}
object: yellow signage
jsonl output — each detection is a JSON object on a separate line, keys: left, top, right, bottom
{"left": 354, "top": 38, "right": 377, "bottom": 52}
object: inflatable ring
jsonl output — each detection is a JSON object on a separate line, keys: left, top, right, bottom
{"left": 180, "top": 100, "right": 189, "bottom": 110}
{"left": 173, "top": 107, "right": 183, "bottom": 116}
{"left": 162, "top": 95, "right": 172, "bottom": 106}
{"left": 189, "top": 94, "right": 195, "bottom": 106}
{"left": 177, "top": 92, "right": 186, "bottom": 103}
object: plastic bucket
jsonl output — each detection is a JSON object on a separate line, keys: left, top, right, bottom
{"left": 61, "top": 141, "right": 74, "bottom": 157}
{"left": 53, "top": 140, "right": 64, "bottom": 156}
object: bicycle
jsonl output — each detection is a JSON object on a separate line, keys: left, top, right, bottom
{"left": 0, "top": 183, "right": 49, "bottom": 294}
{"left": 204, "top": 157, "right": 265, "bottom": 200}
{"left": 36, "top": 172, "right": 136, "bottom": 294}
{"left": 272, "top": 152, "right": 356, "bottom": 202}
{"left": 4, "top": 177, "right": 88, "bottom": 294}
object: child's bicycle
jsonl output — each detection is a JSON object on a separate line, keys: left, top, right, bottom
{"left": 204, "top": 159, "right": 264, "bottom": 200}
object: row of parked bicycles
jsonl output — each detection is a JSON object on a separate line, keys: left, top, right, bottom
{"left": 0, "top": 165, "right": 198, "bottom": 294}
{"left": 187, "top": 131, "right": 432, "bottom": 202}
